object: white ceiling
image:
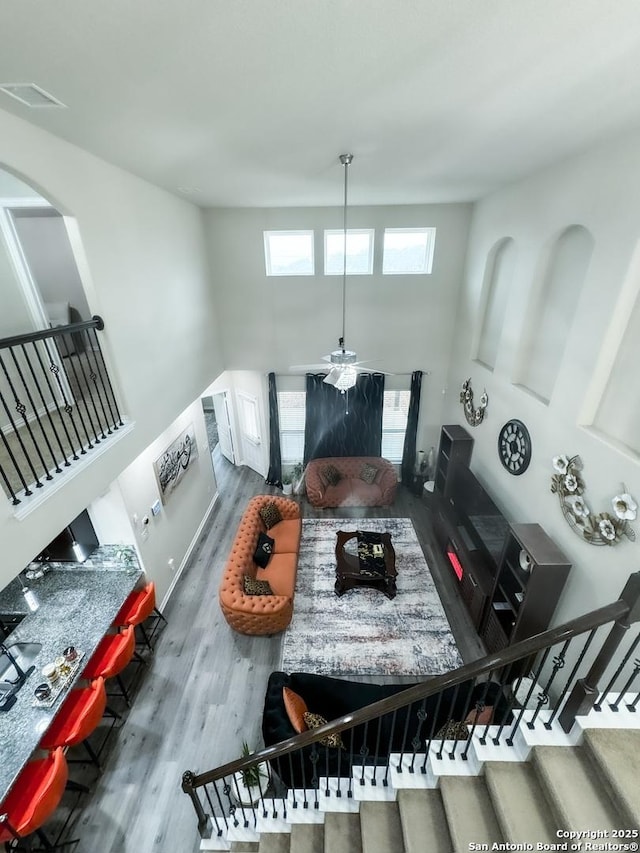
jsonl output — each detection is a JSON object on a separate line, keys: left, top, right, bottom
{"left": 2, "top": 0, "right": 640, "bottom": 208}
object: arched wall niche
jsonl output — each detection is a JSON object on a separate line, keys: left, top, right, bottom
{"left": 514, "top": 224, "right": 594, "bottom": 404}
{"left": 473, "top": 236, "right": 515, "bottom": 371}
{"left": 588, "top": 236, "right": 640, "bottom": 457}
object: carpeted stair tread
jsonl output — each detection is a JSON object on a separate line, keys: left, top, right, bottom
{"left": 440, "top": 776, "right": 503, "bottom": 853}
{"left": 359, "top": 801, "right": 404, "bottom": 853}
{"left": 397, "top": 789, "right": 452, "bottom": 853}
{"left": 324, "top": 812, "right": 363, "bottom": 853}
{"left": 258, "top": 833, "right": 290, "bottom": 853}
{"left": 231, "top": 844, "right": 260, "bottom": 852}
{"left": 290, "top": 822, "right": 324, "bottom": 853}
{"left": 532, "top": 745, "right": 623, "bottom": 830}
{"left": 583, "top": 728, "right": 640, "bottom": 827}
{"left": 484, "top": 761, "right": 556, "bottom": 844}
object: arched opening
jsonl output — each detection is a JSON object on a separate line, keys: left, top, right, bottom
{"left": 474, "top": 237, "right": 516, "bottom": 370}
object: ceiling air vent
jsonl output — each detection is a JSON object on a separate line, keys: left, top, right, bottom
{"left": 0, "top": 83, "right": 66, "bottom": 108}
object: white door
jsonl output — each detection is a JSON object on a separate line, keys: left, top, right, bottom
{"left": 237, "top": 391, "right": 263, "bottom": 476}
{"left": 213, "top": 392, "right": 236, "bottom": 464}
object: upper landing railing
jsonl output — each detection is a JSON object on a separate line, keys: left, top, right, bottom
{"left": 0, "top": 316, "right": 123, "bottom": 506}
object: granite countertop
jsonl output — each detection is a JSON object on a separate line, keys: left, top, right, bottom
{"left": 0, "top": 546, "right": 142, "bottom": 803}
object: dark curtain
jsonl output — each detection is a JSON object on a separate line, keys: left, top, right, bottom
{"left": 265, "top": 372, "right": 282, "bottom": 487}
{"left": 303, "top": 372, "right": 384, "bottom": 463}
{"left": 401, "top": 370, "right": 423, "bottom": 484}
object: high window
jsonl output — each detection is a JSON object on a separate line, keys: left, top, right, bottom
{"left": 382, "top": 227, "right": 436, "bottom": 274}
{"left": 324, "top": 229, "right": 374, "bottom": 275}
{"left": 381, "top": 389, "right": 411, "bottom": 462}
{"left": 277, "top": 391, "right": 306, "bottom": 463}
{"left": 264, "top": 231, "right": 314, "bottom": 276}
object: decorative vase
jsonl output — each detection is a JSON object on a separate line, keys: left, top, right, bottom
{"left": 282, "top": 482, "right": 293, "bottom": 496}
{"left": 232, "top": 764, "right": 269, "bottom": 806}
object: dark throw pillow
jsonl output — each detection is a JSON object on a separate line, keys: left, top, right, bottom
{"left": 359, "top": 462, "right": 378, "bottom": 485}
{"left": 322, "top": 464, "right": 342, "bottom": 486}
{"left": 243, "top": 575, "right": 274, "bottom": 596}
{"left": 253, "top": 531, "right": 274, "bottom": 568}
{"left": 259, "top": 501, "right": 282, "bottom": 530}
{"left": 303, "top": 711, "right": 345, "bottom": 749}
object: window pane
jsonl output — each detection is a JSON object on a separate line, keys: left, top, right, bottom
{"left": 325, "top": 229, "right": 374, "bottom": 275}
{"left": 381, "top": 389, "right": 410, "bottom": 462}
{"left": 264, "top": 231, "right": 314, "bottom": 276}
{"left": 383, "top": 228, "right": 435, "bottom": 274}
{"left": 278, "top": 391, "right": 306, "bottom": 463}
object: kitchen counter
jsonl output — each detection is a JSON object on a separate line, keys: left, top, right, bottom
{"left": 0, "top": 546, "right": 142, "bottom": 804}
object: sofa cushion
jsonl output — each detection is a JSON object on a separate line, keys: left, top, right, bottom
{"left": 360, "top": 462, "right": 378, "bottom": 484}
{"left": 271, "top": 518, "right": 302, "bottom": 554}
{"left": 244, "top": 575, "right": 274, "bottom": 596}
{"left": 324, "top": 478, "right": 381, "bottom": 507}
{"left": 322, "top": 463, "right": 342, "bottom": 486}
{"left": 253, "top": 532, "right": 274, "bottom": 568}
{"left": 261, "top": 553, "right": 298, "bottom": 598}
{"left": 283, "top": 687, "right": 308, "bottom": 734}
{"left": 259, "top": 501, "right": 283, "bottom": 530}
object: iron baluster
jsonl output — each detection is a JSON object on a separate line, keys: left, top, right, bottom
{"left": 409, "top": 702, "right": 427, "bottom": 773}
{"left": 610, "top": 656, "right": 640, "bottom": 711}
{"left": 508, "top": 646, "right": 552, "bottom": 745}
{"left": 58, "top": 332, "right": 101, "bottom": 446}
{"left": 358, "top": 722, "right": 370, "bottom": 785}
{"left": 181, "top": 770, "right": 211, "bottom": 839}
{"left": 0, "top": 460, "right": 20, "bottom": 505}
{"left": 0, "top": 357, "right": 43, "bottom": 491}
{"left": 309, "top": 741, "right": 319, "bottom": 797}
{"left": 437, "top": 683, "right": 460, "bottom": 760}
{"left": 22, "top": 342, "right": 67, "bottom": 472}
{"left": 210, "top": 780, "right": 229, "bottom": 836}
{"left": 397, "top": 699, "right": 415, "bottom": 772}
{"left": 531, "top": 642, "right": 569, "bottom": 730}
{"left": 32, "top": 338, "right": 78, "bottom": 461}
{"left": 89, "top": 324, "right": 124, "bottom": 427}
{"left": 8, "top": 347, "right": 55, "bottom": 479}
{"left": 371, "top": 716, "right": 384, "bottom": 786}
{"left": 83, "top": 329, "right": 112, "bottom": 436}
{"left": 422, "top": 688, "right": 444, "bottom": 773}
{"left": 44, "top": 338, "right": 87, "bottom": 455}
{"left": 449, "top": 681, "right": 475, "bottom": 760}
{"left": 548, "top": 631, "right": 597, "bottom": 726}
{"left": 595, "top": 630, "right": 640, "bottom": 711}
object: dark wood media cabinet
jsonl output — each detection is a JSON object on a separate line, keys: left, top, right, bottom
{"left": 432, "top": 424, "right": 571, "bottom": 653}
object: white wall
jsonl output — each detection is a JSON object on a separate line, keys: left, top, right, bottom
{"left": 443, "top": 126, "right": 640, "bottom": 626}
{"left": 0, "top": 108, "right": 224, "bottom": 588}
{"left": 204, "top": 204, "right": 472, "bottom": 453}
{"left": 114, "top": 399, "right": 217, "bottom": 603}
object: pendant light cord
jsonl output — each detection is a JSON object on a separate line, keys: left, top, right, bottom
{"left": 339, "top": 153, "right": 353, "bottom": 353}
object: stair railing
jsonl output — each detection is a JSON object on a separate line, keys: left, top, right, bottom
{"left": 182, "top": 572, "right": 640, "bottom": 841}
{"left": 0, "top": 316, "right": 123, "bottom": 506}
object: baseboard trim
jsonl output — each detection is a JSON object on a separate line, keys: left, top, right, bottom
{"left": 160, "top": 489, "right": 219, "bottom": 610}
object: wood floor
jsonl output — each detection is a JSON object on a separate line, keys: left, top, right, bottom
{"left": 58, "top": 457, "right": 485, "bottom": 852}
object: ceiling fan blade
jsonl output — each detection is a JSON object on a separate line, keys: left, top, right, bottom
{"left": 355, "top": 366, "right": 394, "bottom": 375}
{"left": 289, "top": 363, "right": 331, "bottom": 371}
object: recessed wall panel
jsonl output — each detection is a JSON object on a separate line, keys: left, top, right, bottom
{"left": 475, "top": 238, "right": 515, "bottom": 370}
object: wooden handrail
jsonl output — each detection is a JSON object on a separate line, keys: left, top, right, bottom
{"left": 184, "top": 593, "right": 631, "bottom": 791}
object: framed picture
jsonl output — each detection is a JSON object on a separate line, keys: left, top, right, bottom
{"left": 154, "top": 423, "right": 199, "bottom": 503}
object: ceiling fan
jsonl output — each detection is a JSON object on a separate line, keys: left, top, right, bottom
{"left": 289, "top": 153, "right": 388, "bottom": 391}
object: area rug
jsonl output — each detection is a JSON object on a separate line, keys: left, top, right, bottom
{"left": 281, "top": 517, "right": 463, "bottom": 677}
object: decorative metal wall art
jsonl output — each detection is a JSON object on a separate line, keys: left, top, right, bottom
{"left": 460, "top": 378, "right": 488, "bottom": 427}
{"left": 154, "top": 423, "right": 199, "bottom": 503}
{"left": 551, "top": 454, "right": 637, "bottom": 546}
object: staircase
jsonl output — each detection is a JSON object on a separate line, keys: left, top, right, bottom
{"left": 203, "top": 696, "right": 640, "bottom": 852}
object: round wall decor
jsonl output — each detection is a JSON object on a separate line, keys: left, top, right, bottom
{"left": 498, "top": 419, "right": 532, "bottom": 475}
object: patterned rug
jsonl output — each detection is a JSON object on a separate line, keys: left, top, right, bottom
{"left": 281, "top": 517, "right": 463, "bottom": 677}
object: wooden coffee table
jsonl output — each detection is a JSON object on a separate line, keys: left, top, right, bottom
{"left": 334, "top": 530, "right": 397, "bottom": 599}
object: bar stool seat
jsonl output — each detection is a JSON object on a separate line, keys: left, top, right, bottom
{"left": 0, "top": 747, "right": 69, "bottom": 849}
{"left": 40, "top": 677, "right": 107, "bottom": 768}
{"left": 82, "top": 625, "right": 136, "bottom": 706}
{"left": 112, "top": 581, "right": 166, "bottom": 650}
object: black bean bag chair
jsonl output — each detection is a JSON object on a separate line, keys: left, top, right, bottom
{"left": 262, "top": 671, "right": 508, "bottom": 789}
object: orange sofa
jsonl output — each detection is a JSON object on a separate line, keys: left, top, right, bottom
{"left": 219, "top": 495, "right": 302, "bottom": 635}
{"left": 305, "top": 456, "right": 397, "bottom": 508}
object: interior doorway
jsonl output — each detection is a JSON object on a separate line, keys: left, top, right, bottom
{"left": 201, "top": 391, "right": 236, "bottom": 486}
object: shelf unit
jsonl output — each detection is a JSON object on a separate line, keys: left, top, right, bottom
{"left": 434, "top": 424, "right": 474, "bottom": 498}
{"left": 481, "top": 523, "right": 571, "bottom": 654}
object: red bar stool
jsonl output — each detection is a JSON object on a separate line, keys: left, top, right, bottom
{"left": 81, "top": 624, "right": 136, "bottom": 706}
{"left": 113, "top": 581, "right": 166, "bottom": 651}
{"left": 0, "top": 747, "right": 72, "bottom": 850}
{"left": 40, "top": 677, "right": 107, "bottom": 769}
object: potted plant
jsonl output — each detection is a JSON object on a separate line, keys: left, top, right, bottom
{"left": 281, "top": 472, "right": 293, "bottom": 495}
{"left": 232, "top": 741, "right": 269, "bottom": 805}
{"left": 290, "top": 462, "right": 305, "bottom": 496}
